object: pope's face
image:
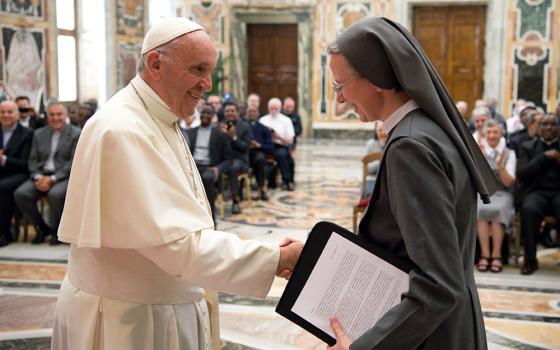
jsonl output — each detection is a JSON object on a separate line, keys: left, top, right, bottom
{"left": 158, "top": 31, "right": 217, "bottom": 118}
{"left": 329, "top": 54, "right": 382, "bottom": 122}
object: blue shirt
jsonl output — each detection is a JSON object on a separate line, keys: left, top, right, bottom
{"left": 2, "top": 124, "right": 17, "bottom": 150}
{"left": 250, "top": 121, "right": 274, "bottom": 155}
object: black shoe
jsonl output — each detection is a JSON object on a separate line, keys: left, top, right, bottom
{"left": 0, "top": 236, "right": 13, "bottom": 247}
{"left": 521, "top": 259, "right": 539, "bottom": 275}
{"left": 49, "top": 236, "right": 62, "bottom": 246}
{"left": 281, "top": 183, "right": 289, "bottom": 191}
{"left": 541, "top": 232, "right": 555, "bottom": 248}
{"left": 287, "top": 182, "right": 295, "bottom": 191}
{"left": 260, "top": 191, "right": 269, "bottom": 201}
{"left": 31, "top": 225, "right": 50, "bottom": 245}
{"left": 231, "top": 202, "right": 241, "bottom": 215}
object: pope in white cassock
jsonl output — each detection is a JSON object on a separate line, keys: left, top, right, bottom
{"left": 51, "top": 18, "right": 303, "bottom": 350}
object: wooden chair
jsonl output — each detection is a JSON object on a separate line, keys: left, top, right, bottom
{"left": 14, "top": 195, "right": 48, "bottom": 242}
{"left": 216, "top": 172, "right": 253, "bottom": 219}
{"left": 514, "top": 213, "right": 557, "bottom": 266}
{"left": 352, "top": 152, "right": 382, "bottom": 233}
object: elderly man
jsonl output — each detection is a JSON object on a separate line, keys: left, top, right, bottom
{"left": 516, "top": 113, "right": 560, "bottom": 275}
{"left": 14, "top": 101, "right": 80, "bottom": 245}
{"left": 51, "top": 18, "right": 302, "bottom": 350}
{"left": 0, "top": 101, "right": 33, "bottom": 246}
{"left": 455, "top": 100, "right": 468, "bottom": 123}
{"left": 247, "top": 92, "right": 261, "bottom": 115}
{"left": 326, "top": 17, "right": 498, "bottom": 350}
{"left": 260, "top": 97, "right": 296, "bottom": 191}
{"left": 207, "top": 94, "right": 224, "bottom": 122}
{"left": 508, "top": 105, "right": 541, "bottom": 153}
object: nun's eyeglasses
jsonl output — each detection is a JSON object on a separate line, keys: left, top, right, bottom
{"left": 332, "top": 76, "right": 359, "bottom": 93}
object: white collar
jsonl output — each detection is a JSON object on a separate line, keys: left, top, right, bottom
{"left": 131, "top": 75, "right": 178, "bottom": 126}
{"left": 484, "top": 138, "right": 506, "bottom": 156}
{"left": 382, "top": 99, "right": 420, "bottom": 133}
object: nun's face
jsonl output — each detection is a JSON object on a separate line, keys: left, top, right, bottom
{"left": 329, "top": 54, "right": 382, "bottom": 122}
{"left": 157, "top": 31, "right": 217, "bottom": 118}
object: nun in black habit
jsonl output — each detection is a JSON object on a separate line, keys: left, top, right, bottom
{"left": 326, "top": 17, "right": 499, "bottom": 350}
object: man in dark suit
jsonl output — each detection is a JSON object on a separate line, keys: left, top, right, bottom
{"left": 220, "top": 101, "right": 252, "bottom": 214}
{"left": 248, "top": 106, "right": 274, "bottom": 200}
{"left": 516, "top": 113, "right": 560, "bottom": 275}
{"left": 15, "top": 96, "right": 46, "bottom": 130}
{"left": 186, "top": 104, "right": 232, "bottom": 220}
{"left": 0, "top": 101, "right": 33, "bottom": 246}
{"left": 14, "top": 101, "right": 81, "bottom": 245}
{"left": 325, "top": 17, "right": 498, "bottom": 350}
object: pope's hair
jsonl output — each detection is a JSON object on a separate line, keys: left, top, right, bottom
{"left": 137, "top": 37, "right": 184, "bottom": 75}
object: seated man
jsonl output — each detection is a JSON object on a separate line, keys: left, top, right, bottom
{"left": 260, "top": 97, "right": 295, "bottom": 191}
{"left": 516, "top": 113, "right": 560, "bottom": 275}
{"left": 0, "top": 101, "right": 33, "bottom": 246}
{"left": 185, "top": 104, "right": 232, "bottom": 221}
{"left": 15, "top": 96, "right": 45, "bottom": 130}
{"left": 220, "top": 102, "right": 252, "bottom": 214}
{"left": 247, "top": 106, "right": 274, "bottom": 200}
{"left": 508, "top": 106, "right": 541, "bottom": 154}
{"left": 15, "top": 101, "right": 81, "bottom": 245}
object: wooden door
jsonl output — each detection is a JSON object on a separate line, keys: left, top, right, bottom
{"left": 247, "top": 24, "right": 298, "bottom": 112}
{"left": 413, "top": 6, "right": 486, "bottom": 114}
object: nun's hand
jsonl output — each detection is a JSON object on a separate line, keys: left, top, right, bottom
{"left": 326, "top": 317, "right": 351, "bottom": 350}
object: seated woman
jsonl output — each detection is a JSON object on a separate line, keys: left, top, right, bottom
{"left": 477, "top": 119, "right": 516, "bottom": 273}
{"left": 362, "top": 121, "right": 388, "bottom": 201}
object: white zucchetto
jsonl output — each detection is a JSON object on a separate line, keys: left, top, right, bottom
{"left": 141, "top": 17, "right": 204, "bottom": 54}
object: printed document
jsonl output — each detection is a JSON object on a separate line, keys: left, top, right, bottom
{"left": 292, "top": 232, "right": 409, "bottom": 340}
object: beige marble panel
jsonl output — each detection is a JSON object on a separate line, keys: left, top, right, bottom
{"left": 479, "top": 289, "right": 560, "bottom": 316}
{"left": 485, "top": 318, "right": 560, "bottom": 350}
{"left": 0, "top": 263, "right": 66, "bottom": 282}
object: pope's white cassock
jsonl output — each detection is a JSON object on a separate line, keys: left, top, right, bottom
{"left": 51, "top": 75, "right": 280, "bottom": 350}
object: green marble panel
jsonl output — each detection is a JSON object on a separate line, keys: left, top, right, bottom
{"left": 517, "top": 0, "right": 552, "bottom": 39}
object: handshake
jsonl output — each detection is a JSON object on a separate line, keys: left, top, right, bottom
{"left": 276, "top": 237, "right": 304, "bottom": 280}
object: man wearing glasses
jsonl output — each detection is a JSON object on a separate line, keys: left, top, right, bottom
{"left": 325, "top": 17, "right": 498, "bottom": 350}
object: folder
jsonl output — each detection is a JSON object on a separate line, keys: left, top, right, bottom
{"left": 276, "top": 221, "right": 415, "bottom": 346}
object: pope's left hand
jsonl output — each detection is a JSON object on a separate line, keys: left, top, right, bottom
{"left": 327, "top": 317, "right": 351, "bottom": 350}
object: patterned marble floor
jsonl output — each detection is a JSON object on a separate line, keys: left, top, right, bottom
{"left": 0, "top": 141, "right": 559, "bottom": 350}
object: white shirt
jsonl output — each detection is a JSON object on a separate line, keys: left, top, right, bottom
{"left": 483, "top": 141, "right": 516, "bottom": 178}
{"left": 259, "top": 112, "right": 295, "bottom": 145}
{"left": 473, "top": 131, "right": 506, "bottom": 154}
{"left": 44, "top": 130, "right": 61, "bottom": 172}
{"left": 506, "top": 116, "right": 524, "bottom": 134}
{"left": 19, "top": 116, "right": 30, "bottom": 128}
{"left": 383, "top": 99, "right": 420, "bottom": 133}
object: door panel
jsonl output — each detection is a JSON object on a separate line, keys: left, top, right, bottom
{"left": 413, "top": 6, "right": 486, "bottom": 115}
{"left": 248, "top": 24, "right": 298, "bottom": 112}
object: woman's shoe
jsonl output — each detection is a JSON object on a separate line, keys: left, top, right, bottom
{"left": 477, "top": 257, "right": 490, "bottom": 272}
{"left": 489, "top": 257, "right": 503, "bottom": 273}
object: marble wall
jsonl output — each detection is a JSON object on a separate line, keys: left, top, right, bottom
{"left": 174, "top": 0, "right": 560, "bottom": 137}
{"left": 0, "top": 0, "right": 50, "bottom": 111}
{"left": 4, "top": 0, "right": 557, "bottom": 131}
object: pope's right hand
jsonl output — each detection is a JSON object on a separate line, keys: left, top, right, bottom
{"left": 276, "top": 237, "right": 303, "bottom": 279}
